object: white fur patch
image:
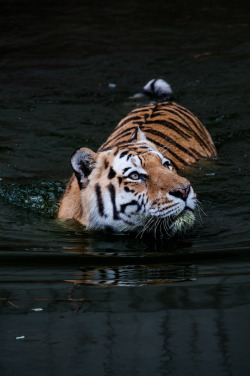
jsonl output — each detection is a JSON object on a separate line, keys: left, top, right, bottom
{"left": 143, "top": 78, "right": 173, "bottom": 97}
{"left": 113, "top": 154, "right": 146, "bottom": 176}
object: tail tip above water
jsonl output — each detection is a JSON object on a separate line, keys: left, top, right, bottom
{"left": 142, "top": 78, "right": 173, "bottom": 98}
{"left": 130, "top": 78, "right": 173, "bottom": 100}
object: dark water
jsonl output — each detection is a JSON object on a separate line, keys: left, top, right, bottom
{"left": 1, "top": 1, "right": 250, "bottom": 375}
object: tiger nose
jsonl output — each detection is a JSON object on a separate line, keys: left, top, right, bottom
{"left": 169, "top": 185, "right": 190, "bottom": 201}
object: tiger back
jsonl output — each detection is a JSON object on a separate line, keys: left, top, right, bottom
{"left": 99, "top": 101, "right": 216, "bottom": 169}
{"left": 58, "top": 101, "right": 216, "bottom": 235}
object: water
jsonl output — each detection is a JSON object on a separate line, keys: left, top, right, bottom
{"left": 1, "top": 1, "right": 250, "bottom": 375}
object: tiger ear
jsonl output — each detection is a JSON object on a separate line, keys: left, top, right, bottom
{"left": 71, "top": 147, "right": 96, "bottom": 189}
{"left": 129, "top": 127, "right": 147, "bottom": 142}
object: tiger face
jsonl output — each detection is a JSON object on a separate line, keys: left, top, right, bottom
{"left": 68, "top": 135, "right": 197, "bottom": 235}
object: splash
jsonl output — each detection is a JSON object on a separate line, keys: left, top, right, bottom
{"left": 0, "top": 181, "right": 65, "bottom": 217}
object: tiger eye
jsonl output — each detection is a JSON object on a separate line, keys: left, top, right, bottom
{"left": 163, "top": 160, "right": 170, "bottom": 167}
{"left": 163, "top": 160, "right": 173, "bottom": 170}
{"left": 129, "top": 172, "right": 140, "bottom": 180}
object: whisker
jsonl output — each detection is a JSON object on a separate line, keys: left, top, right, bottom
{"left": 154, "top": 217, "right": 161, "bottom": 238}
{"left": 195, "top": 206, "right": 204, "bottom": 228}
{"left": 136, "top": 216, "right": 155, "bottom": 238}
{"left": 163, "top": 218, "right": 171, "bottom": 237}
{"left": 159, "top": 220, "right": 164, "bottom": 237}
{"left": 196, "top": 200, "right": 206, "bottom": 216}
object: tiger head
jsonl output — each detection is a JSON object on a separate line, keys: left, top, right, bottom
{"left": 70, "top": 130, "right": 197, "bottom": 235}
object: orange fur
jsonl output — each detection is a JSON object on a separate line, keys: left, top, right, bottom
{"left": 58, "top": 101, "right": 216, "bottom": 233}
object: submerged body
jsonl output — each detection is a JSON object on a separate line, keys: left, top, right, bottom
{"left": 58, "top": 101, "right": 216, "bottom": 235}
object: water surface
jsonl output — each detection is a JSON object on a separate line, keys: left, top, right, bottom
{"left": 0, "top": 1, "right": 250, "bottom": 375}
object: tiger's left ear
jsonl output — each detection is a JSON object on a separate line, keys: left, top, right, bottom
{"left": 129, "top": 127, "right": 147, "bottom": 142}
{"left": 71, "top": 147, "right": 96, "bottom": 189}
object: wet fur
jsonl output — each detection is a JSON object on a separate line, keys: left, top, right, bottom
{"left": 58, "top": 101, "right": 216, "bottom": 234}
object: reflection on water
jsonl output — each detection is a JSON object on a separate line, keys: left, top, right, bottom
{"left": 65, "top": 261, "right": 250, "bottom": 287}
{"left": 66, "top": 264, "right": 197, "bottom": 286}
{"left": 1, "top": 275, "right": 250, "bottom": 375}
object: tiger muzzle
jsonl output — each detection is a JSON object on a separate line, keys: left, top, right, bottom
{"left": 169, "top": 185, "right": 190, "bottom": 202}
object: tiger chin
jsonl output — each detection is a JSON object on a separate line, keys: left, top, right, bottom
{"left": 58, "top": 101, "right": 216, "bottom": 237}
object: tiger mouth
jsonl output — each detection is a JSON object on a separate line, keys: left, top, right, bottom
{"left": 168, "top": 207, "right": 194, "bottom": 222}
{"left": 136, "top": 208, "right": 195, "bottom": 236}
{"left": 146, "top": 207, "right": 194, "bottom": 222}
{"left": 168, "top": 209, "right": 195, "bottom": 234}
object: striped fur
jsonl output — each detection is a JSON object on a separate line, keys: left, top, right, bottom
{"left": 99, "top": 101, "right": 216, "bottom": 169}
{"left": 58, "top": 101, "right": 216, "bottom": 235}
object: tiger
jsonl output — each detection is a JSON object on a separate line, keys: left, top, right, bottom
{"left": 58, "top": 101, "right": 216, "bottom": 236}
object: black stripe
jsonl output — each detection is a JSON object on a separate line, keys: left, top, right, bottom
{"left": 143, "top": 128, "right": 198, "bottom": 160}
{"left": 119, "top": 150, "right": 129, "bottom": 158}
{"left": 151, "top": 113, "right": 210, "bottom": 151}
{"left": 173, "top": 106, "right": 215, "bottom": 154}
{"left": 145, "top": 136, "right": 185, "bottom": 169}
{"left": 189, "top": 147, "right": 205, "bottom": 158}
{"left": 138, "top": 155, "right": 143, "bottom": 166}
{"left": 136, "top": 145, "right": 151, "bottom": 149}
{"left": 120, "top": 200, "right": 140, "bottom": 214}
{"left": 163, "top": 109, "right": 208, "bottom": 138}
{"left": 124, "top": 187, "right": 135, "bottom": 193}
{"left": 129, "top": 127, "right": 139, "bottom": 141}
{"left": 115, "top": 128, "right": 138, "bottom": 141}
{"left": 104, "top": 159, "right": 109, "bottom": 169}
{"left": 115, "top": 115, "right": 143, "bottom": 130}
{"left": 99, "top": 126, "right": 138, "bottom": 150}
{"left": 113, "top": 148, "right": 119, "bottom": 156}
{"left": 74, "top": 172, "right": 83, "bottom": 190}
{"left": 100, "top": 139, "right": 179, "bottom": 168}
{"left": 108, "top": 167, "right": 116, "bottom": 179}
{"left": 164, "top": 108, "right": 211, "bottom": 149}
{"left": 123, "top": 167, "right": 131, "bottom": 173}
{"left": 171, "top": 106, "right": 216, "bottom": 155}
{"left": 171, "top": 104, "right": 205, "bottom": 133}
{"left": 100, "top": 141, "right": 179, "bottom": 169}
{"left": 108, "top": 183, "right": 119, "bottom": 220}
{"left": 145, "top": 119, "right": 191, "bottom": 140}
{"left": 100, "top": 142, "right": 134, "bottom": 152}
{"left": 126, "top": 153, "right": 132, "bottom": 161}
{"left": 130, "top": 107, "right": 153, "bottom": 114}
{"left": 95, "top": 184, "right": 104, "bottom": 217}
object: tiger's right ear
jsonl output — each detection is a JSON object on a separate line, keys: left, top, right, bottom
{"left": 71, "top": 147, "right": 96, "bottom": 189}
{"left": 129, "top": 127, "right": 147, "bottom": 142}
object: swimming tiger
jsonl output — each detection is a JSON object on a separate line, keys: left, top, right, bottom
{"left": 58, "top": 101, "right": 216, "bottom": 235}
